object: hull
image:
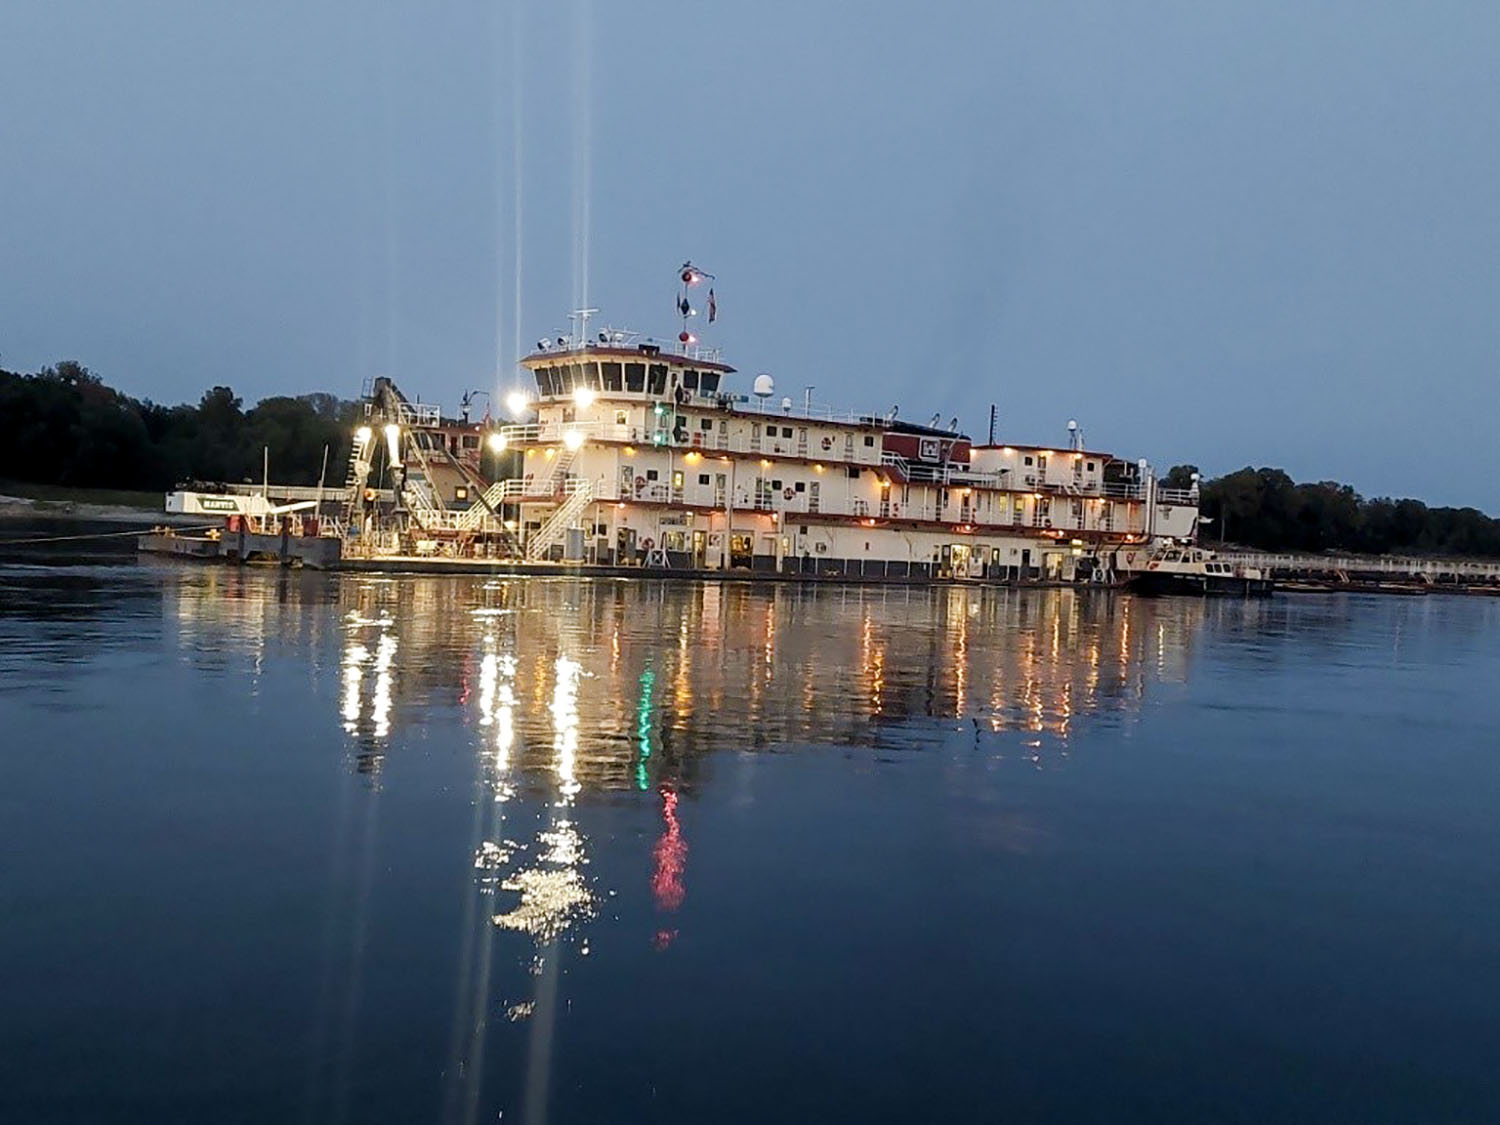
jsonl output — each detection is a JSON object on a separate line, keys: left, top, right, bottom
{"left": 1129, "top": 572, "right": 1273, "bottom": 597}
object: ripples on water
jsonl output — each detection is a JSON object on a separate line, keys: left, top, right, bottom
{"left": 1, "top": 550, "right": 1498, "bottom": 1123}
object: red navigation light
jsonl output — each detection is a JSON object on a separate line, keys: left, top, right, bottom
{"left": 679, "top": 331, "right": 695, "bottom": 344}
{"left": 681, "top": 269, "right": 698, "bottom": 285}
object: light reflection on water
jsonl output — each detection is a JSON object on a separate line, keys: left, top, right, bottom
{"left": 4, "top": 560, "right": 1497, "bottom": 1123}
{"left": 312, "top": 577, "right": 1209, "bottom": 793}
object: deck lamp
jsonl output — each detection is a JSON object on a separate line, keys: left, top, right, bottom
{"left": 573, "top": 386, "right": 597, "bottom": 409}
{"left": 563, "top": 429, "right": 585, "bottom": 452}
{"left": 354, "top": 425, "right": 372, "bottom": 445}
{"left": 384, "top": 423, "right": 401, "bottom": 463}
{"left": 487, "top": 432, "right": 507, "bottom": 453}
{"left": 506, "top": 391, "right": 529, "bottom": 417}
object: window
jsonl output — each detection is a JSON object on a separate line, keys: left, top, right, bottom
{"left": 700, "top": 417, "right": 713, "bottom": 430}
{"left": 683, "top": 369, "right": 699, "bottom": 390}
{"left": 602, "top": 362, "right": 622, "bottom": 391}
{"left": 697, "top": 473, "right": 710, "bottom": 485}
{"left": 847, "top": 466, "right": 860, "bottom": 479}
{"left": 615, "top": 410, "right": 628, "bottom": 426}
{"left": 1024, "top": 455, "right": 1034, "bottom": 466}
{"left": 1086, "top": 461, "right": 1096, "bottom": 472}
{"left": 772, "top": 480, "right": 782, "bottom": 490}
{"left": 794, "top": 482, "right": 805, "bottom": 493}
{"left": 672, "top": 471, "right": 684, "bottom": 488}
{"left": 625, "top": 363, "right": 645, "bottom": 392}
{"left": 647, "top": 364, "right": 668, "bottom": 396}
{"left": 646, "top": 469, "right": 659, "bottom": 481}
{"left": 700, "top": 372, "right": 719, "bottom": 393}
{"left": 461, "top": 435, "right": 479, "bottom": 449}
{"left": 577, "top": 361, "right": 600, "bottom": 389}
{"left": 863, "top": 435, "right": 875, "bottom": 447}
{"left": 782, "top": 426, "right": 793, "bottom": 438}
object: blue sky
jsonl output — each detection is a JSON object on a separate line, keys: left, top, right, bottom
{"left": 2, "top": 2, "right": 1497, "bottom": 507}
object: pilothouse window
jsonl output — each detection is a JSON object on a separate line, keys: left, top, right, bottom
{"left": 647, "top": 364, "right": 668, "bottom": 396}
{"left": 700, "top": 372, "right": 720, "bottom": 394}
{"left": 625, "top": 363, "right": 645, "bottom": 392}
{"left": 602, "top": 362, "right": 622, "bottom": 391}
{"left": 683, "top": 369, "right": 699, "bottom": 390}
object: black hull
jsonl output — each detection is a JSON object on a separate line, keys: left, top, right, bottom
{"left": 1128, "top": 572, "right": 1273, "bottom": 597}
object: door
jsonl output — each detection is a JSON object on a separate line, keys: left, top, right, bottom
{"left": 951, "top": 543, "right": 970, "bottom": 578}
{"left": 692, "top": 529, "right": 707, "bottom": 567}
{"left": 729, "top": 533, "right": 753, "bottom": 569}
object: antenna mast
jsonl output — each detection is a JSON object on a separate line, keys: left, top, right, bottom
{"left": 676, "top": 261, "right": 716, "bottom": 351}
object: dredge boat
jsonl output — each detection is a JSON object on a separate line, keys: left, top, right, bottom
{"left": 165, "top": 263, "right": 1215, "bottom": 585}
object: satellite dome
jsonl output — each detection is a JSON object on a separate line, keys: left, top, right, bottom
{"left": 752, "top": 373, "right": 775, "bottom": 399}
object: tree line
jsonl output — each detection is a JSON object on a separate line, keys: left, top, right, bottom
{"left": 0, "top": 361, "right": 356, "bottom": 492}
{"left": 1164, "top": 465, "right": 1500, "bottom": 558}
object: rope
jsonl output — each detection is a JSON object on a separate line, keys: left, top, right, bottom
{"left": 0, "top": 523, "right": 220, "bottom": 546}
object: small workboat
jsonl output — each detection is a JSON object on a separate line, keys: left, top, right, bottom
{"left": 1127, "top": 545, "right": 1273, "bottom": 597}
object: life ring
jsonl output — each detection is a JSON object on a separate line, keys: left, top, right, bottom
{"left": 635, "top": 475, "right": 646, "bottom": 491}
{"left": 820, "top": 436, "right": 832, "bottom": 450}
{"left": 783, "top": 487, "right": 795, "bottom": 500}
{"left": 641, "top": 537, "right": 654, "bottom": 550}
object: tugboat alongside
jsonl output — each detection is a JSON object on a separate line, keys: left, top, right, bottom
{"left": 1122, "top": 544, "right": 1273, "bottom": 596}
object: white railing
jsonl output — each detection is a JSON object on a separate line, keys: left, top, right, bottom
{"left": 1228, "top": 551, "right": 1500, "bottom": 580}
{"left": 1156, "top": 486, "right": 1198, "bottom": 505}
{"left": 396, "top": 401, "right": 442, "bottom": 427}
{"left": 480, "top": 471, "right": 1155, "bottom": 537}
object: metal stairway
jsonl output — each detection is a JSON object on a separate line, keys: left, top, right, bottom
{"left": 525, "top": 480, "right": 593, "bottom": 560}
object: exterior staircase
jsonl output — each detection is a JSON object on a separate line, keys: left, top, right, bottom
{"left": 526, "top": 479, "right": 593, "bottom": 560}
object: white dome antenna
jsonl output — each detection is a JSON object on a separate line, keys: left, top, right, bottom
{"left": 753, "top": 373, "right": 775, "bottom": 399}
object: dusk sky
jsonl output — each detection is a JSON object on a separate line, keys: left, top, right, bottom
{"left": 2, "top": 2, "right": 1497, "bottom": 507}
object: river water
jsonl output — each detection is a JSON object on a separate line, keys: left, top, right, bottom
{"left": 1, "top": 540, "right": 1498, "bottom": 1122}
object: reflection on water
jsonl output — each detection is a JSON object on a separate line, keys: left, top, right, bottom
{"left": 292, "top": 576, "right": 1214, "bottom": 1120}
{"left": 15, "top": 562, "right": 1492, "bottom": 1123}
{"left": 307, "top": 579, "right": 1215, "bottom": 788}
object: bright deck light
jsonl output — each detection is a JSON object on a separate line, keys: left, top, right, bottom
{"left": 562, "top": 429, "right": 585, "bottom": 452}
{"left": 384, "top": 423, "right": 401, "bottom": 462}
{"left": 506, "top": 391, "right": 529, "bottom": 417}
{"left": 487, "top": 432, "right": 507, "bottom": 453}
{"left": 354, "top": 425, "right": 373, "bottom": 445}
{"left": 573, "top": 386, "right": 596, "bottom": 409}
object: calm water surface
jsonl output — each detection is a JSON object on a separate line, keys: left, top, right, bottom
{"left": 1, "top": 546, "right": 1498, "bottom": 1122}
